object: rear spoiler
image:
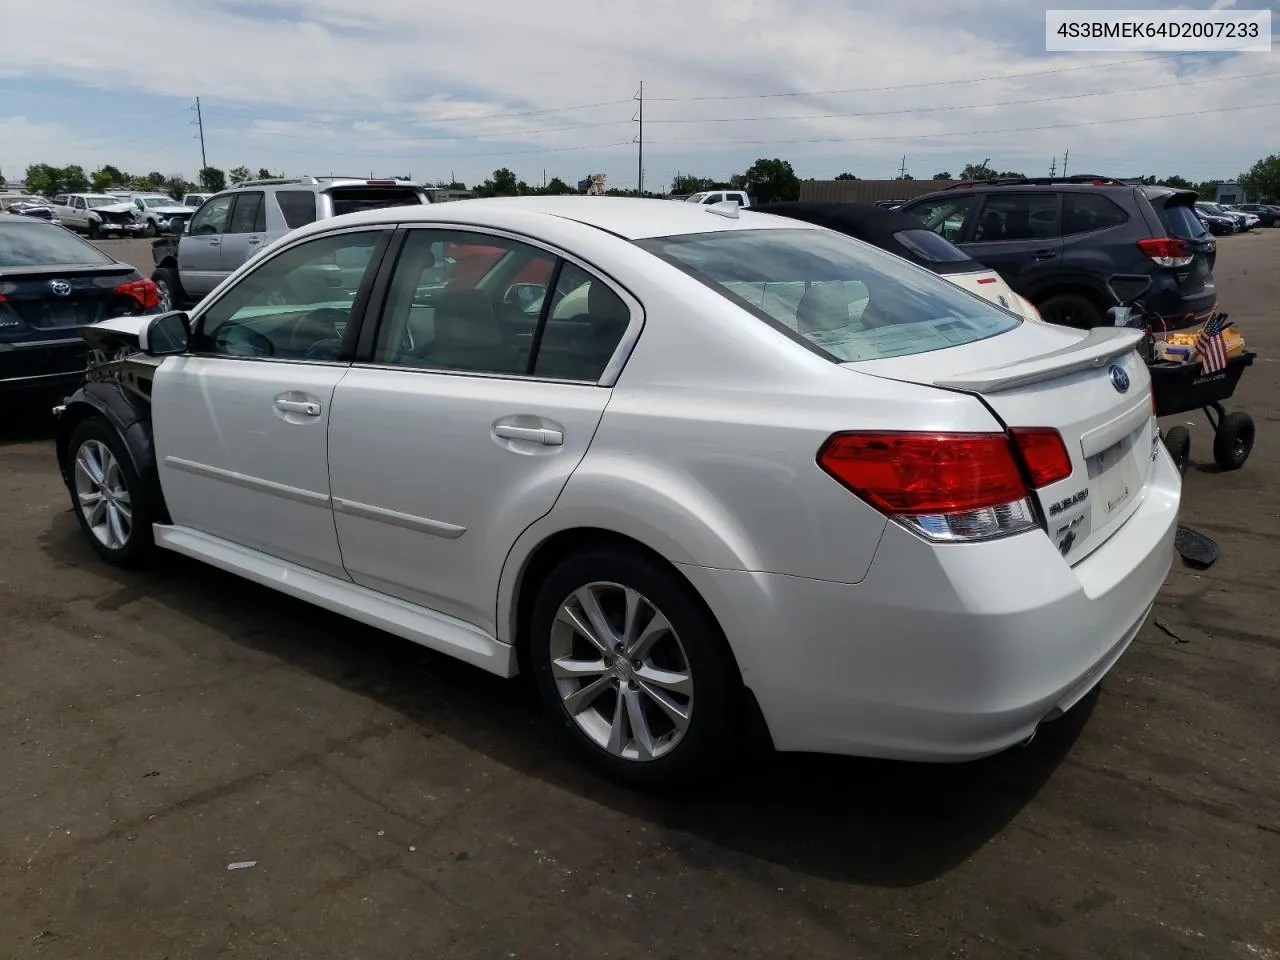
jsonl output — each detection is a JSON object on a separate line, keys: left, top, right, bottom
{"left": 933, "top": 327, "right": 1145, "bottom": 394}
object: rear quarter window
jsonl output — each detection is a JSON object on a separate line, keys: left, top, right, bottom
{"left": 1163, "top": 203, "right": 1209, "bottom": 240}
{"left": 276, "top": 190, "right": 318, "bottom": 229}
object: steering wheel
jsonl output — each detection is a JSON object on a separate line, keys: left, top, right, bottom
{"left": 292, "top": 308, "right": 350, "bottom": 361}
{"left": 213, "top": 324, "right": 274, "bottom": 357}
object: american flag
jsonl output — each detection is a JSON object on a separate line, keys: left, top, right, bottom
{"left": 1194, "top": 313, "right": 1228, "bottom": 374}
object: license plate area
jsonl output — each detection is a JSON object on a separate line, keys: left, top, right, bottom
{"left": 1087, "top": 427, "right": 1144, "bottom": 523}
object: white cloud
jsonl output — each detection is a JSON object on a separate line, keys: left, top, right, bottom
{"left": 1, "top": 0, "right": 1274, "bottom": 187}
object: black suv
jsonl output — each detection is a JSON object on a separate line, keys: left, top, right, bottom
{"left": 898, "top": 176, "right": 1216, "bottom": 330}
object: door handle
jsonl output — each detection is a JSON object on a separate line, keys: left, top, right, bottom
{"left": 209, "top": 238, "right": 221, "bottom": 246}
{"left": 1031, "top": 249, "right": 1057, "bottom": 261}
{"left": 275, "top": 399, "right": 322, "bottom": 416}
{"left": 247, "top": 237, "right": 262, "bottom": 245}
{"left": 494, "top": 424, "right": 563, "bottom": 446}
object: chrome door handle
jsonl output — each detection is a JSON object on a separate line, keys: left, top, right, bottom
{"left": 494, "top": 424, "right": 563, "bottom": 446}
{"left": 275, "top": 399, "right": 321, "bottom": 416}
{"left": 247, "top": 237, "right": 262, "bottom": 245}
{"left": 209, "top": 238, "right": 221, "bottom": 246}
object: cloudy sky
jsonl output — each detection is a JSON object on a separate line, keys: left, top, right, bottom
{"left": 1, "top": 0, "right": 1277, "bottom": 191}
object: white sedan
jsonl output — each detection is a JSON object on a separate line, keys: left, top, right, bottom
{"left": 55, "top": 197, "right": 1181, "bottom": 790}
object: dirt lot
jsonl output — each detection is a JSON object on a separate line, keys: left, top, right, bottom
{"left": 2, "top": 232, "right": 1278, "bottom": 959}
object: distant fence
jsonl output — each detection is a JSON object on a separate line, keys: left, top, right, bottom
{"left": 799, "top": 179, "right": 959, "bottom": 203}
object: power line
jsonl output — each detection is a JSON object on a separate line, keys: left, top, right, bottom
{"left": 642, "top": 100, "right": 1280, "bottom": 148}
{"left": 201, "top": 96, "right": 633, "bottom": 127}
{"left": 643, "top": 71, "right": 1280, "bottom": 125}
{"left": 646, "top": 54, "right": 1189, "bottom": 102}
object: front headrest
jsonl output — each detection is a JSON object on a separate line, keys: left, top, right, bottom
{"left": 796, "top": 283, "right": 857, "bottom": 334}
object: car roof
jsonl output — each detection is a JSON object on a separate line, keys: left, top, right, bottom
{"left": 288, "top": 195, "right": 821, "bottom": 242}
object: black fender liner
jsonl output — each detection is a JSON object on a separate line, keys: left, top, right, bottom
{"left": 55, "top": 381, "right": 171, "bottom": 525}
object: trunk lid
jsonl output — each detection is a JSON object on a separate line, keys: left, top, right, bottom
{"left": 0, "top": 264, "right": 142, "bottom": 336}
{"left": 943, "top": 268, "right": 1023, "bottom": 313}
{"left": 850, "top": 323, "right": 1158, "bottom": 564}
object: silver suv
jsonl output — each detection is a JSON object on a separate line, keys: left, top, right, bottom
{"left": 150, "top": 177, "right": 431, "bottom": 309}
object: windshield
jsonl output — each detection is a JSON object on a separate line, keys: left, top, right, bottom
{"left": 0, "top": 220, "right": 115, "bottom": 267}
{"left": 185, "top": 195, "right": 208, "bottom": 207}
{"left": 1165, "top": 203, "right": 1210, "bottom": 239}
{"left": 87, "top": 197, "right": 123, "bottom": 208}
{"left": 637, "top": 227, "right": 1020, "bottom": 362}
{"left": 138, "top": 197, "right": 170, "bottom": 208}
{"left": 685, "top": 193, "right": 709, "bottom": 203}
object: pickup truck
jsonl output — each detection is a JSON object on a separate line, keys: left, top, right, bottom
{"left": 126, "top": 194, "right": 197, "bottom": 236}
{"left": 48, "top": 193, "right": 147, "bottom": 238}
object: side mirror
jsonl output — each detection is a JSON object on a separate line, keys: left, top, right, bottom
{"left": 138, "top": 311, "right": 190, "bottom": 356}
{"left": 167, "top": 217, "right": 188, "bottom": 235}
{"left": 503, "top": 282, "right": 547, "bottom": 308}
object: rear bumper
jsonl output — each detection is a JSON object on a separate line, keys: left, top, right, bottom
{"left": 0, "top": 338, "right": 87, "bottom": 396}
{"left": 679, "top": 442, "right": 1181, "bottom": 761}
{"left": 1146, "top": 278, "right": 1216, "bottom": 331}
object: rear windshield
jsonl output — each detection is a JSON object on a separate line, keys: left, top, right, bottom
{"left": 637, "top": 228, "right": 1020, "bottom": 362}
{"left": 327, "top": 186, "right": 425, "bottom": 216}
{"left": 1165, "top": 203, "right": 1210, "bottom": 239}
{"left": 0, "top": 220, "right": 115, "bottom": 267}
{"left": 892, "top": 228, "right": 972, "bottom": 264}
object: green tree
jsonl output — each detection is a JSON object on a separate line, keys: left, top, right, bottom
{"left": 61, "top": 165, "right": 89, "bottom": 193}
{"left": 741, "top": 158, "right": 801, "bottom": 204}
{"left": 542, "top": 176, "right": 575, "bottom": 195}
{"left": 1238, "top": 153, "right": 1280, "bottom": 203}
{"left": 199, "top": 167, "right": 227, "bottom": 192}
{"left": 1156, "top": 174, "right": 1194, "bottom": 190}
{"left": 932, "top": 171, "right": 952, "bottom": 180}
{"left": 256, "top": 168, "right": 274, "bottom": 180}
{"left": 25, "top": 163, "right": 62, "bottom": 196}
{"left": 228, "top": 165, "right": 252, "bottom": 185}
{"left": 91, "top": 164, "right": 127, "bottom": 192}
{"left": 834, "top": 172, "right": 858, "bottom": 180}
{"left": 959, "top": 162, "right": 1024, "bottom": 181}
{"left": 0, "top": 168, "right": 6, "bottom": 188}
{"left": 472, "top": 167, "right": 522, "bottom": 197}
{"left": 671, "top": 174, "right": 717, "bottom": 195}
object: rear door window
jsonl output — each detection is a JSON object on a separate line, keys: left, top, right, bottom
{"left": 327, "top": 186, "right": 426, "bottom": 216}
{"left": 1063, "top": 194, "right": 1128, "bottom": 234}
{"left": 972, "top": 194, "right": 1059, "bottom": 242}
{"left": 227, "top": 192, "right": 265, "bottom": 233}
{"left": 276, "top": 190, "right": 318, "bottom": 228}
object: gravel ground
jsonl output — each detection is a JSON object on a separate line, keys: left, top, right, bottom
{"left": 1, "top": 230, "right": 1277, "bottom": 960}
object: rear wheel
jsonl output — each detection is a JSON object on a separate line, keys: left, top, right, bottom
{"left": 528, "top": 548, "right": 743, "bottom": 791}
{"left": 1212, "top": 412, "right": 1254, "bottom": 471}
{"left": 1038, "top": 292, "right": 1103, "bottom": 329}
{"left": 67, "top": 417, "right": 154, "bottom": 566}
{"left": 1163, "top": 425, "right": 1191, "bottom": 478}
{"left": 151, "top": 266, "right": 184, "bottom": 312}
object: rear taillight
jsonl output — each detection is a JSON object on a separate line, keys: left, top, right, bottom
{"left": 1137, "top": 237, "right": 1193, "bottom": 268}
{"left": 817, "top": 429, "right": 1071, "bottom": 543}
{"left": 0, "top": 294, "right": 19, "bottom": 330}
{"left": 113, "top": 278, "right": 160, "bottom": 310}
{"left": 1009, "top": 428, "right": 1072, "bottom": 487}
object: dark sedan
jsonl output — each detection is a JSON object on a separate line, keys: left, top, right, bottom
{"left": 0, "top": 215, "right": 160, "bottom": 402}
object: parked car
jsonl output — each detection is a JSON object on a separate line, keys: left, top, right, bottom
{"left": 753, "top": 201, "right": 1043, "bottom": 320}
{"left": 1, "top": 194, "right": 47, "bottom": 212}
{"left": 150, "top": 176, "right": 432, "bottom": 310}
{"left": 182, "top": 193, "right": 212, "bottom": 208}
{"left": 54, "top": 196, "right": 1179, "bottom": 790}
{"left": 127, "top": 194, "right": 198, "bottom": 236}
{"left": 1194, "top": 203, "right": 1238, "bottom": 236}
{"left": 0, "top": 214, "right": 160, "bottom": 402}
{"left": 685, "top": 190, "right": 751, "bottom": 207}
{"left": 49, "top": 193, "right": 147, "bottom": 238}
{"left": 1220, "top": 204, "right": 1261, "bottom": 229}
{"left": 899, "top": 176, "right": 1217, "bottom": 330}
{"left": 3, "top": 197, "right": 59, "bottom": 223}
{"left": 1234, "top": 203, "right": 1280, "bottom": 227}
{"left": 1197, "top": 201, "right": 1249, "bottom": 232}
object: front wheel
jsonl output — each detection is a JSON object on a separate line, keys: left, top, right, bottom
{"left": 151, "top": 266, "right": 183, "bottom": 312}
{"left": 87, "top": 220, "right": 100, "bottom": 239}
{"left": 67, "top": 417, "right": 154, "bottom": 566}
{"left": 146, "top": 219, "right": 159, "bottom": 237}
{"left": 529, "top": 548, "right": 743, "bottom": 791}
{"left": 1213, "top": 412, "right": 1254, "bottom": 471}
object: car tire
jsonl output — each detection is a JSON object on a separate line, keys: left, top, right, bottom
{"left": 146, "top": 220, "right": 159, "bottom": 237}
{"left": 66, "top": 417, "right": 155, "bottom": 567}
{"left": 87, "top": 220, "right": 100, "bottom": 240}
{"left": 151, "top": 266, "right": 184, "bottom": 312}
{"left": 528, "top": 547, "right": 743, "bottom": 791}
{"left": 1212, "top": 412, "right": 1254, "bottom": 471}
{"left": 1162, "top": 425, "right": 1191, "bottom": 478}
{"left": 1037, "top": 292, "right": 1103, "bottom": 329}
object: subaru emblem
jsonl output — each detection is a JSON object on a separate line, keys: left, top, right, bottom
{"left": 49, "top": 280, "right": 72, "bottom": 297}
{"left": 1109, "top": 364, "right": 1130, "bottom": 393}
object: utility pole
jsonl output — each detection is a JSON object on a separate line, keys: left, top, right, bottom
{"left": 898, "top": 154, "right": 907, "bottom": 179}
{"left": 1049, "top": 157, "right": 1057, "bottom": 177}
{"left": 1063, "top": 149, "right": 1069, "bottom": 176}
{"left": 634, "top": 81, "right": 644, "bottom": 195}
{"left": 193, "top": 97, "right": 207, "bottom": 172}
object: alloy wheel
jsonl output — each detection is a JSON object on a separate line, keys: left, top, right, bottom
{"left": 74, "top": 439, "right": 133, "bottom": 551}
{"left": 549, "top": 582, "right": 694, "bottom": 762}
